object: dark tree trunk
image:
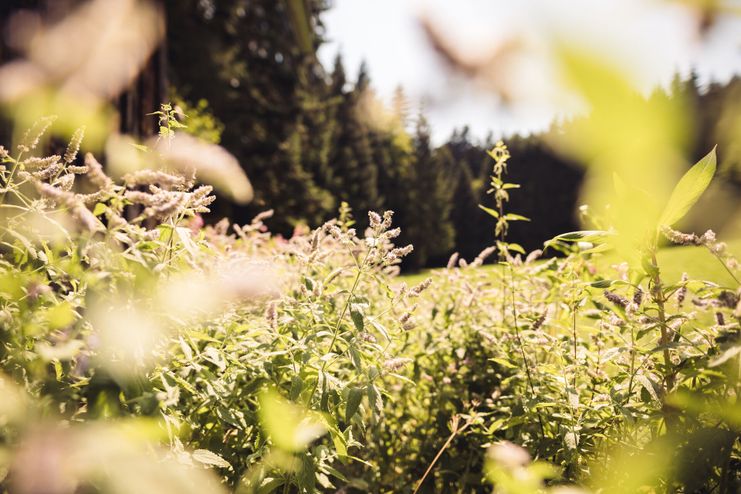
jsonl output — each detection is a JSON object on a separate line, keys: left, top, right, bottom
{"left": 118, "top": 40, "right": 168, "bottom": 137}
{"left": 118, "top": 0, "right": 168, "bottom": 137}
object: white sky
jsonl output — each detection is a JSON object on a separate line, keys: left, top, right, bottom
{"left": 318, "top": 0, "right": 741, "bottom": 144}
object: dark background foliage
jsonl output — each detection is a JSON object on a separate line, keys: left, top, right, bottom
{"left": 2, "top": 0, "right": 741, "bottom": 269}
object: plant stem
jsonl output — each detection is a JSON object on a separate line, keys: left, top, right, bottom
{"left": 413, "top": 416, "right": 473, "bottom": 494}
{"left": 649, "top": 251, "right": 678, "bottom": 438}
{"left": 0, "top": 153, "right": 23, "bottom": 204}
{"left": 572, "top": 301, "right": 578, "bottom": 390}
{"left": 627, "top": 323, "right": 636, "bottom": 404}
{"left": 706, "top": 247, "right": 741, "bottom": 286}
{"left": 651, "top": 252, "right": 675, "bottom": 393}
{"left": 509, "top": 264, "right": 546, "bottom": 438}
{"left": 308, "top": 250, "right": 369, "bottom": 405}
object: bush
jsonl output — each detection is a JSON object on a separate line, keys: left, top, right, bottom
{"left": 0, "top": 121, "right": 739, "bottom": 494}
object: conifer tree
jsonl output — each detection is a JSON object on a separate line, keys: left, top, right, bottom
{"left": 445, "top": 148, "right": 486, "bottom": 260}
{"left": 405, "top": 114, "right": 455, "bottom": 268}
{"left": 324, "top": 58, "right": 380, "bottom": 223}
{"left": 167, "top": 0, "right": 335, "bottom": 232}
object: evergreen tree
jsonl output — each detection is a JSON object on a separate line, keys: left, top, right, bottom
{"left": 405, "top": 114, "right": 455, "bottom": 268}
{"left": 391, "top": 85, "right": 411, "bottom": 129}
{"left": 444, "top": 146, "right": 486, "bottom": 260}
{"left": 166, "top": 0, "right": 335, "bottom": 232}
{"left": 324, "top": 58, "right": 380, "bottom": 223}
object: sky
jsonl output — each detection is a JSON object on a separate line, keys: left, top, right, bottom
{"left": 317, "top": 0, "right": 741, "bottom": 144}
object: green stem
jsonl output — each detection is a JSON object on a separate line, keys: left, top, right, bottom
{"left": 510, "top": 264, "right": 546, "bottom": 438}
{"left": 0, "top": 153, "right": 23, "bottom": 204}
{"left": 307, "top": 250, "right": 369, "bottom": 405}
{"left": 649, "top": 250, "right": 678, "bottom": 441}
{"left": 706, "top": 247, "right": 740, "bottom": 286}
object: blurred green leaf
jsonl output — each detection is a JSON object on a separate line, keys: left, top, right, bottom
{"left": 479, "top": 205, "right": 500, "bottom": 218}
{"left": 258, "top": 389, "right": 327, "bottom": 452}
{"left": 659, "top": 147, "right": 717, "bottom": 227}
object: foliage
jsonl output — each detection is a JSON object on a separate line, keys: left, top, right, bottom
{"left": 0, "top": 2, "right": 740, "bottom": 493}
{"left": 0, "top": 118, "right": 422, "bottom": 493}
{"left": 170, "top": 92, "right": 225, "bottom": 145}
{"left": 0, "top": 110, "right": 740, "bottom": 494}
{"left": 4, "top": 3, "right": 741, "bottom": 271}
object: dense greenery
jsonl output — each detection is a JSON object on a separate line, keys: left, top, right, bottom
{"left": 1, "top": 1, "right": 741, "bottom": 493}
{"left": 0, "top": 122, "right": 739, "bottom": 492}
{"left": 166, "top": 1, "right": 741, "bottom": 268}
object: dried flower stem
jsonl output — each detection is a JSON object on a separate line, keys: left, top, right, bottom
{"left": 412, "top": 414, "right": 474, "bottom": 494}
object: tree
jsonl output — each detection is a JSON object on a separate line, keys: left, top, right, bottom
{"left": 323, "top": 58, "right": 380, "bottom": 224}
{"left": 404, "top": 113, "right": 455, "bottom": 268}
{"left": 166, "top": 0, "right": 336, "bottom": 232}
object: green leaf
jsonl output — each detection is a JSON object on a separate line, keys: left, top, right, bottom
{"left": 503, "top": 213, "right": 530, "bottom": 222}
{"left": 366, "top": 383, "right": 383, "bottom": 414}
{"left": 589, "top": 279, "right": 614, "bottom": 288}
{"left": 192, "top": 449, "right": 232, "bottom": 470}
{"left": 345, "top": 387, "right": 363, "bottom": 422}
{"left": 551, "top": 230, "right": 611, "bottom": 243}
{"left": 478, "top": 205, "right": 499, "bottom": 218}
{"left": 659, "top": 147, "right": 716, "bottom": 226}
{"left": 289, "top": 375, "right": 304, "bottom": 401}
{"left": 256, "top": 478, "right": 285, "bottom": 494}
{"left": 369, "top": 318, "right": 390, "bottom": 342}
{"left": 503, "top": 242, "right": 526, "bottom": 255}
{"left": 635, "top": 375, "right": 661, "bottom": 405}
{"left": 329, "top": 427, "right": 348, "bottom": 457}
{"left": 489, "top": 357, "right": 517, "bottom": 369}
{"left": 350, "top": 306, "right": 364, "bottom": 331}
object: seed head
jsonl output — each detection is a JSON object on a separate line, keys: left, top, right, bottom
{"left": 381, "top": 210, "right": 394, "bottom": 229}
{"left": 123, "top": 169, "right": 186, "bottom": 189}
{"left": 359, "top": 332, "right": 377, "bottom": 343}
{"left": 24, "top": 155, "right": 61, "bottom": 170}
{"left": 661, "top": 226, "right": 700, "bottom": 246}
{"left": 84, "top": 153, "right": 113, "bottom": 190}
{"left": 383, "top": 357, "right": 412, "bottom": 371}
{"left": 604, "top": 290, "right": 629, "bottom": 309}
{"left": 265, "top": 302, "right": 278, "bottom": 330}
{"left": 447, "top": 252, "right": 459, "bottom": 270}
{"left": 409, "top": 277, "right": 432, "bottom": 297}
{"left": 368, "top": 211, "right": 382, "bottom": 228}
{"left": 677, "top": 273, "right": 688, "bottom": 307}
{"left": 525, "top": 249, "right": 543, "bottom": 264}
{"left": 472, "top": 246, "right": 497, "bottom": 267}
{"left": 717, "top": 290, "right": 739, "bottom": 309}
{"left": 18, "top": 116, "right": 56, "bottom": 153}
{"left": 532, "top": 311, "right": 547, "bottom": 330}
{"left": 715, "top": 312, "right": 726, "bottom": 326}
{"left": 64, "top": 126, "right": 85, "bottom": 164}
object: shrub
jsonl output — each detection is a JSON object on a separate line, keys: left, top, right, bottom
{"left": 0, "top": 119, "right": 739, "bottom": 494}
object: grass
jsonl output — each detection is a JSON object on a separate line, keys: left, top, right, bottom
{"left": 400, "top": 241, "right": 741, "bottom": 288}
